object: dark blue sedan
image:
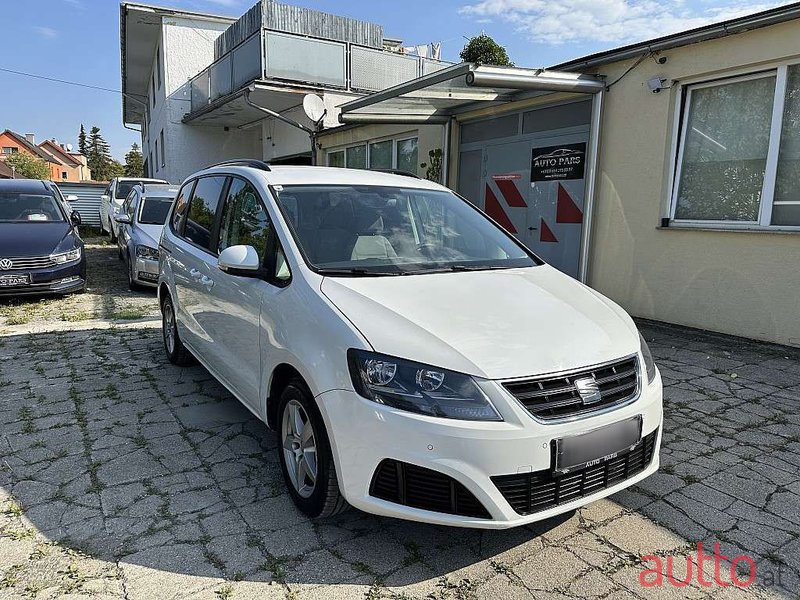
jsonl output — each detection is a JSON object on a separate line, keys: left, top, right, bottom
{"left": 0, "top": 179, "right": 86, "bottom": 296}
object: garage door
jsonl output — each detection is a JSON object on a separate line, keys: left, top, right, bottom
{"left": 457, "top": 101, "right": 591, "bottom": 279}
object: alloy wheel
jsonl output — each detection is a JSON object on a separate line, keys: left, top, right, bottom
{"left": 281, "top": 399, "right": 318, "bottom": 498}
{"left": 163, "top": 302, "right": 176, "bottom": 354}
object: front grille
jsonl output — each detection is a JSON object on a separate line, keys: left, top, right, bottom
{"left": 503, "top": 356, "right": 639, "bottom": 421}
{"left": 0, "top": 255, "right": 57, "bottom": 271}
{"left": 370, "top": 459, "right": 491, "bottom": 519}
{"left": 492, "top": 428, "right": 658, "bottom": 516}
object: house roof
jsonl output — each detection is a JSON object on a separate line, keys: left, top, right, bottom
{"left": 1, "top": 130, "right": 58, "bottom": 163}
{"left": 0, "top": 161, "right": 15, "bottom": 179}
{"left": 553, "top": 1, "right": 800, "bottom": 71}
{"left": 38, "top": 140, "right": 81, "bottom": 167}
{"left": 120, "top": 2, "right": 236, "bottom": 124}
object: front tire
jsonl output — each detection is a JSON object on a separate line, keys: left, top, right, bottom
{"left": 278, "top": 380, "right": 347, "bottom": 519}
{"left": 161, "top": 295, "right": 192, "bottom": 366}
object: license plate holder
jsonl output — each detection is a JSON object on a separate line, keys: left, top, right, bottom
{"left": 0, "top": 274, "right": 31, "bottom": 287}
{"left": 553, "top": 415, "right": 642, "bottom": 474}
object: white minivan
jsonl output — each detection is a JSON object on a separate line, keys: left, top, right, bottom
{"left": 158, "top": 160, "right": 662, "bottom": 528}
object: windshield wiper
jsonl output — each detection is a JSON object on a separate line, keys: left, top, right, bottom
{"left": 448, "top": 264, "right": 513, "bottom": 272}
{"left": 317, "top": 268, "right": 401, "bottom": 277}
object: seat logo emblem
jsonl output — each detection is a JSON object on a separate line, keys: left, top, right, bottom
{"left": 575, "top": 377, "right": 602, "bottom": 405}
{"left": 0, "top": 259, "right": 12, "bottom": 270}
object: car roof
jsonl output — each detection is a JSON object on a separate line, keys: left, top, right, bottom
{"left": 198, "top": 165, "right": 445, "bottom": 191}
{"left": 0, "top": 179, "right": 51, "bottom": 194}
{"left": 116, "top": 177, "right": 168, "bottom": 184}
{"left": 141, "top": 183, "right": 179, "bottom": 196}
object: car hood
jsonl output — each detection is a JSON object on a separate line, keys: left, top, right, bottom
{"left": 135, "top": 224, "right": 164, "bottom": 248}
{"left": 321, "top": 265, "right": 639, "bottom": 380}
{"left": 0, "top": 222, "right": 72, "bottom": 257}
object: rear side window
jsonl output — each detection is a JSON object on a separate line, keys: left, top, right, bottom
{"left": 217, "top": 178, "right": 271, "bottom": 256}
{"left": 171, "top": 181, "right": 194, "bottom": 231}
{"left": 184, "top": 176, "right": 226, "bottom": 251}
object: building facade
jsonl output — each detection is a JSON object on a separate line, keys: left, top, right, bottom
{"left": 120, "top": 0, "right": 447, "bottom": 183}
{"left": 0, "top": 130, "right": 90, "bottom": 182}
{"left": 334, "top": 7, "right": 800, "bottom": 347}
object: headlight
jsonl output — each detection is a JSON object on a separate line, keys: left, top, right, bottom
{"left": 136, "top": 245, "right": 159, "bottom": 260}
{"left": 348, "top": 349, "right": 502, "bottom": 421}
{"left": 50, "top": 247, "right": 81, "bottom": 264}
{"left": 639, "top": 333, "right": 656, "bottom": 384}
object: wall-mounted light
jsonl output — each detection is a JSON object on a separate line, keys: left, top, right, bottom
{"left": 647, "top": 77, "right": 670, "bottom": 93}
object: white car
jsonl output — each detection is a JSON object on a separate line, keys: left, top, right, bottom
{"left": 157, "top": 160, "right": 663, "bottom": 528}
{"left": 100, "top": 177, "right": 167, "bottom": 241}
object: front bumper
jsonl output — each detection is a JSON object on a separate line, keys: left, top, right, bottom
{"left": 317, "top": 371, "right": 663, "bottom": 529}
{"left": 0, "top": 261, "right": 85, "bottom": 297}
{"left": 132, "top": 257, "right": 159, "bottom": 288}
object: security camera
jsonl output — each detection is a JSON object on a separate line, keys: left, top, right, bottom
{"left": 647, "top": 77, "right": 669, "bottom": 93}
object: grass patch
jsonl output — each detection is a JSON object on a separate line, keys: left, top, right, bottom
{"left": 110, "top": 306, "right": 150, "bottom": 321}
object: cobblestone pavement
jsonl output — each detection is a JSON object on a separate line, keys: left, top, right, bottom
{"left": 0, "top": 246, "right": 799, "bottom": 599}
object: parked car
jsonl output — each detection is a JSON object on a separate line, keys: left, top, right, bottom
{"left": 100, "top": 177, "right": 167, "bottom": 241}
{"left": 43, "top": 180, "right": 80, "bottom": 215}
{"left": 158, "top": 161, "right": 663, "bottom": 528}
{"left": 0, "top": 179, "right": 86, "bottom": 296}
{"left": 115, "top": 183, "right": 179, "bottom": 289}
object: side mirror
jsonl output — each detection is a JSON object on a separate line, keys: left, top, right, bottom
{"left": 65, "top": 194, "right": 79, "bottom": 202}
{"left": 218, "top": 245, "right": 261, "bottom": 276}
{"left": 101, "top": 194, "right": 110, "bottom": 202}
{"left": 114, "top": 214, "right": 132, "bottom": 224}
{"left": 70, "top": 211, "right": 82, "bottom": 226}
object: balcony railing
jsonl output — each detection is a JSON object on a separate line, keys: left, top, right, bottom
{"left": 189, "top": 29, "right": 449, "bottom": 113}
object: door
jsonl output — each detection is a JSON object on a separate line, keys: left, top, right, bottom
{"left": 171, "top": 176, "right": 227, "bottom": 358}
{"left": 481, "top": 132, "right": 588, "bottom": 278}
{"left": 201, "top": 176, "right": 272, "bottom": 413}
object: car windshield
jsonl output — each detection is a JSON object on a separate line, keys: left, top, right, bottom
{"left": 273, "top": 185, "right": 538, "bottom": 275}
{"left": 138, "top": 196, "right": 173, "bottom": 225}
{"left": 0, "top": 192, "right": 64, "bottom": 222}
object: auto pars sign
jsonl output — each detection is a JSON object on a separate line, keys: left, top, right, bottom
{"left": 531, "top": 143, "right": 587, "bottom": 182}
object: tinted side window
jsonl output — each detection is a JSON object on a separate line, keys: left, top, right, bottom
{"left": 185, "top": 177, "right": 226, "bottom": 251}
{"left": 217, "top": 178, "right": 271, "bottom": 256}
{"left": 171, "top": 181, "right": 194, "bottom": 232}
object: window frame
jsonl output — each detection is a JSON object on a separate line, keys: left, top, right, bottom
{"left": 668, "top": 62, "right": 800, "bottom": 231}
{"left": 326, "top": 133, "right": 419, "bottom": 173}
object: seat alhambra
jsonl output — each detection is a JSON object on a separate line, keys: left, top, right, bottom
{"left": 157, "top": 160, "right": 662, "bottom": 528}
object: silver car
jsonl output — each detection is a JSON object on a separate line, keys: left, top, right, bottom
{"left": 115, "top": 183, "right": 178, "bottom": 289}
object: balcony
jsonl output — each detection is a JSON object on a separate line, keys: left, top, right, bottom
{"left": 185, "top": 29, "right": 448, "bottom": 121}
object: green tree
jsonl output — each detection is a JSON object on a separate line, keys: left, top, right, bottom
{"left": 78, "top": 124, "right": 87, "bottom": 156}
{"left": 459, "top": 33, "right": 513, "bottom": 66}
{"left": 86, "top": 126, "right": 114, "bottom": 181}
{"left": 4, "top": 153, "right": 50, "bottom": 179}
{"left": 124, "top": 143, "right": 144, "bottom": 177}
{"left": 108, "top": 159, "right": 125, "bottom": 179}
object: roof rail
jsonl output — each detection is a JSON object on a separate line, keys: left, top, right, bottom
{"left": 369, "top": 168, "right": 422, "bottom": 179}
{"left": 206, "top": 159, "right": 272, "bottom": 171}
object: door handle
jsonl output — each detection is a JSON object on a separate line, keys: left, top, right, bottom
{"left": 189, "top": 269, "right": 202, "bottom": 280}
{"left": 528, "top": 226, "right": 538, "bottom": 231}
{"left": 200, "top": 275, "right": 214, "bottom": 289}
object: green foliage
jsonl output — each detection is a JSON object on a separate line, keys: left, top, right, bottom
{"left": 86, "top": 126, "right": 116, "bottom": 182}
{"left": 459, "top": 34, "right": 513, "bottom": 66}
{"left": 4, "top": 152, "right": 50, "bottom": 179}
{"left": 124, "top": 143, "right": 144, "bottom": 177}
{"left": 420, "top": 148, "right": 443, "bottom": 182}
{"left": 78, "top": 124, "right": 87, "bottom": 156}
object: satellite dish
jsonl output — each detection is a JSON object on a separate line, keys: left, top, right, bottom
{"left": 65, "top": 143, "right": 73, "bottom": 151}
{"left": 302, "top": 94, "right": 326, "bottom": 122}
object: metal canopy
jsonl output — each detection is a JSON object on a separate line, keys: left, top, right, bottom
{"left": 338, "top": 63, "right": 605, "bottom": 124}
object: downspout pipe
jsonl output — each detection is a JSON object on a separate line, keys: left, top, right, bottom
{"left": 244, "top": 88, "right": 324, "bottom": 165}
{"left": 577, "top": 88, "right": 605, "bottom": 284}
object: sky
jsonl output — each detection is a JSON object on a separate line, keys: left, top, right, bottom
{"left": 0, "top": 0, "right": 792, "bottom": 161}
